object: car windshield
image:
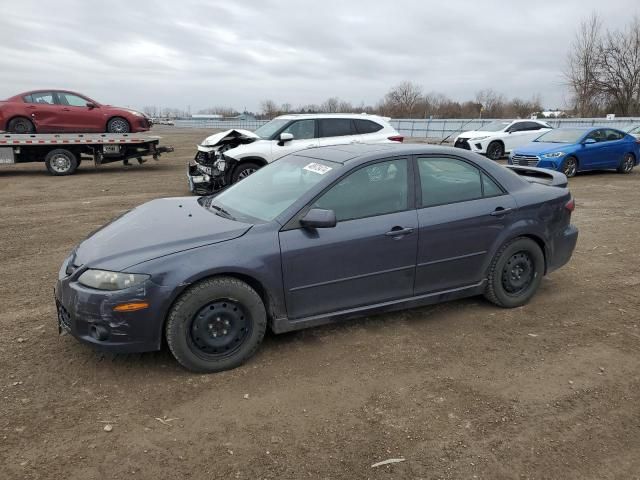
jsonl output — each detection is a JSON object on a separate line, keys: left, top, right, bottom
{"left": 253, "top": 119, "right": 290, "bottom": 139}
{"left": 534, "top": 129, "right": 585, "bottom": 143}
{"left": 201, "top": 155, "right": 340, "bottom": 223}
{"left": 479, "top": 121, "right": 513, "bottom": 132}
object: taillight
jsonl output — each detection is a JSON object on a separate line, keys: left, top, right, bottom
{"left": 565, "top": 198, "right": 575, "bottom": 212}
{"left": 388, "top": 135, "right": 404, "bottom": 143}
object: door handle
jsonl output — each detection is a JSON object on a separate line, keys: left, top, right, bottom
{"left": 385, "top": 226, "right": 414, "bottom": 237}
{"left": 306, "top": 144, "right": 316, "bottom": 148}
{"left": 26, "top": 105, "right": 37, "bottom": 109}
{"left": 490, "top": 207, "right": 513, "bottom": 216}
{"left": 62, "top": 108, "right": 70, "bottom": 111}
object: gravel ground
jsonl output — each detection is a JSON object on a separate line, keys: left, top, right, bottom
{"left": 1, "top": 127, "right": 639, "bottom": 479}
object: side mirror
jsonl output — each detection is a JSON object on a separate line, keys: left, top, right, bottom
{"left": 300, "top": 208, "right": 336, "bottom": 229}
{"left": 86, "top": 102, "right": 97, "bottom": 109}
{"left": 583, "top": 138, "right": 596, "bottom": 144}
{"left": 278, "top": 132, "right": 294, "bottom": 146}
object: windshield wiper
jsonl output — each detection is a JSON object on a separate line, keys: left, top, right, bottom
{"left": 210, "top": 203, "right": 236, "bottom": 220}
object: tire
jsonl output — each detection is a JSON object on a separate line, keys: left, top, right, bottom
{"left": 617, "top": 153, "right": 635, "bottom": 174}
{"left": 484, "top": 237, "right": 545, "bottom": 308}
{"left": 106, "top": 117, "right": 131, "bottom": 133}
{"left": 166, "top": 277, "right": 267, "bottom": 373}
{"left": 486, "top": 141, "right": 504, "bottom": 161}
{"left": 231, "top": 162, "right": 261, "bottom": 183}
{"left": 7, "top": 117, "right": 35, "bottom": 134}
{"left": 44, "top": 149, "right": 78, "bottom": 176}
{"left": 561, "top": 156, "right": 578, "bottom": 178}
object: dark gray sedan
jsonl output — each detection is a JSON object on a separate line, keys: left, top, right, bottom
{"left": 55, "top": 144, "right": 578, "bottom": 372}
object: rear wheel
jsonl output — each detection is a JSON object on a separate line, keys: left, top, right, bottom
{"left": 484, "top": 237, "right": 545, "bottom": 308}
{"left": 486, "top": 141, "right": 504, "bottom": 161}
{"left": 7, "top": 117, "right": 35, "bottom": 134}
{"left": 166, "top": 277, "right": 267, "bottom": 373}
{"left": 44, "top": 149, "right": 78, "bottom": 176}
{"left": 561, "top": 156, "right": 578, "bottom": 177}
{"left": 617, "top": 153, "right": 635, "bottom": 174}
{"left": 106, "top": 117, "right": 131, "bottom": 133}
{"left": 232, "top": 162, "right": 261, "bottom": 183}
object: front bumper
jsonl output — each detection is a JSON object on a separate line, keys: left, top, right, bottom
{"left": 54, "top": 262, "right": 172, "bottom": 353}
{"left": 547, "top": 224, "right": 579, "bottom": 274}
{"left": 454, "top": 137, "right": 487, "bottom": 154}
{"left": 187, "top": 152, "right": 228, "bottom": 195}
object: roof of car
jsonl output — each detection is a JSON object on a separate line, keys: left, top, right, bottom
{"left": 292, "top": 143, "right": 472, "bottom": 164}
{"left": 274, "top": 113, "right": 391, "bottom": 122}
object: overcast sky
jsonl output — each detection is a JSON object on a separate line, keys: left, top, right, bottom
{"left": 0, "top": 0, "right": 637, "bottom": 112}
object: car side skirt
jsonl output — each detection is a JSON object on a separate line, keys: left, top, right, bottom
{"left": 271, "top": 280, "right": 487, "bottom": 334}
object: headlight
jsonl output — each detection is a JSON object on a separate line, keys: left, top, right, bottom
{"left": 78, "top": 269, "right": 149, "bottom": 291}
{"left": 543, "top": 152, "right": 565, "bottom": 158}
{"left": 214, "top": 158, "right": 226, "bottom": 171}
{"left": 470, "top": 136, "right": 489, "bottom": 141}
{"left": 128, "top": 111, "right": 144, "bottom": 117}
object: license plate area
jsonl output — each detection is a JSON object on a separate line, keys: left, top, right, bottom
{"left": 103, "top": 145, "right": 121, "bottom": 154}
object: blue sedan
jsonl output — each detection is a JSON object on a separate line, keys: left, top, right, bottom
{"left": 509, "top": 127, "right": 639, "bottom": 177}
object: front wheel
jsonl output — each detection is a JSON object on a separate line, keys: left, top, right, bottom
{"left": 106, "top": 117, "right": 131, "bottom": 133}
{"left": 486, "top": 141, "right": 504, "bottom": 161}
{"left": 231, "top": 162, "right": 261, "bottom": 183}
{"left": 561, "top": 156, "right": 578, "bottom": 178}
{"left": 617, "top": 153, "right": 635, "bottom": 174}
{"left": 484, "top": 237, "right": 545, "bottom": 308}
{"left": 166, "top": 277, "right": 267, "bottom": 373}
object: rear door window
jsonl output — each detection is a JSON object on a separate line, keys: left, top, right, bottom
{"left": 354, "top": 119, "right": 383, "bottom": 134}
{"left": 417, "top": 157, "right": 503, "bottom": 207}
{"left": 318, "top": 119, "right": 356, "bottom": 138}
{"left": 603, "top": 129, "right": 624, "bottom": 141}
{"left": 25, "top": 92, "right": 55, "bottom": 105}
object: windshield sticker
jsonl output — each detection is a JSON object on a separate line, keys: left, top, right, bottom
{"left": 303, "top": 163, "right": 332, "bottom": 175}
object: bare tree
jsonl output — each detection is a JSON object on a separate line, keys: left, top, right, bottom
{"left": 320, "top": 97, "right": 340, "bottom": 113}
{"left": 565, "top": 13, "right": 603, "bottom": 116}
{"left": 384, "top": 81, "right": 424, "bottom": 117}
{"left": 260, "top": 99, "right": 279, "bottom": 119}
{"left": 594, "top": 16, "right": 640, "bottom": 115}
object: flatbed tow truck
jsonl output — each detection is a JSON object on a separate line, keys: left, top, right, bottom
{"left": 0, "top": 132, "right": 173, "bottom": 175}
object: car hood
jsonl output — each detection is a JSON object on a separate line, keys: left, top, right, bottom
{"left": 514, "top": 142, "right": 570, "bottom": 156}
{"left": 73, "top": 197, "right": 252, "bottom": 271}
{"left": 458, "top": 130, "right": 502, "bottom": 139}
{"left": 201, "top": 129, "right": 260, "bottom": 147}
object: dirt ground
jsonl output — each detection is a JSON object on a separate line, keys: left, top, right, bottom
{"left": 1, "top": 127, "right": 639, "bottom": 480}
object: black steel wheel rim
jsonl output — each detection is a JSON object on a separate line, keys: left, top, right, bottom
{"left": 564, "top": 158, "right": 576, "bottom": 177}
{"left": 188, "top": 299, "right": 251, "bottom": 358}
{"left": 502, "top": 251, "right": 534, "bottom": 295}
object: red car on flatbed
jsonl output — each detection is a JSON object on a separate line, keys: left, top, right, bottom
{"left": 0, "top": 90, "right": 152, "bottom": 134}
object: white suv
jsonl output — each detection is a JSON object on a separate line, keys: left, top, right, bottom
{"left": 189, "top": 114, "right": 403, "bottom": 194}
{"left": 454, "top": 119, "right": 552, "bottom": 160}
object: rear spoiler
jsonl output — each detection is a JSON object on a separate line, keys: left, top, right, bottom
{"left": 505, "top": 165, "right": 568, "bottom": 188}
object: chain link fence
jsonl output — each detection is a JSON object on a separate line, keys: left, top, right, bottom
{"left": 174, "top": 117, "right": 640, "bottom": 142}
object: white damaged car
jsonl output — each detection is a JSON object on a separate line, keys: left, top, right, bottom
{"left": 454, "top": 119, "right": 552, "bottom": 160}
{"left": 188, "top": 113, "right": 403, "bottom": 194}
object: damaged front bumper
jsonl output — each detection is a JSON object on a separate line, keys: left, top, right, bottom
{"left": 188, "top": 128, "right": 259, "bottom": 195}
{"left": 187, "top": 149, "right": 230, "bottom": 195}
